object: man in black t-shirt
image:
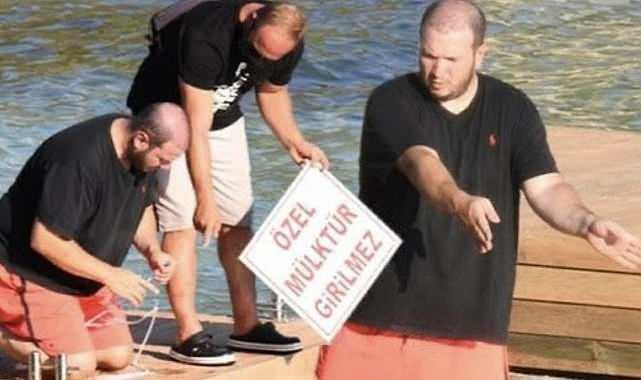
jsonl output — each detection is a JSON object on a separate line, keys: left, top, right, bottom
{"left": 127, "top": 1, "right": 328, "bottom": 363}
{"left": 0, "top": 103, "right": 190, "bottom": 378}
{"left": 316, "top": 1, "right": 641, "bottom": 379}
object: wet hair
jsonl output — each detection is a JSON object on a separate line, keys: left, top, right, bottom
{"left": 420, "top": 0, "right": 486, "bottom": 47}
{"left": 252, "top": 2, "right": 307, "bottom": 42}
{"left": 130, "top": 103, "right": 175, "bottom": 146}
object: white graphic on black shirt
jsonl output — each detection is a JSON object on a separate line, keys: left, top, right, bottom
{"left": 212, "top": 62, "right": 251, "bottom": 113}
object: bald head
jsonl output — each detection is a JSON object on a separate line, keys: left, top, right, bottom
{"left": 420, "top": 0, "right": 486, "bottom": 47}
{"left": 131, "top": 102, "right": 190, "bottom": 151}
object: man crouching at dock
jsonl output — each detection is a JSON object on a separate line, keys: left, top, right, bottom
{"left": 0, "top": 103, "right": 188, "bottom": 379}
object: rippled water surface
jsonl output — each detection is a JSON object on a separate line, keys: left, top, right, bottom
{"left": 1, "top": 0, "right": 640, "bottom": 313}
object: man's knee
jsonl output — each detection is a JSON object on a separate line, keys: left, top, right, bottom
{"left": 66, "top": 351, "right": 97, "bottom": 379}
{"left": 0, "top": 326, "right": 50, "bottom": 363}
{"left": 96, "top": 345, "right": 133, "bottom": 371}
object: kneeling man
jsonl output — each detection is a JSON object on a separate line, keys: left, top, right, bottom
{"left": 0, "top": 103, "right": 189, "bottom": 379}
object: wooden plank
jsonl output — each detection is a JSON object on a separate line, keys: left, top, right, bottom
{"left": 508, "top": 333, "right": 641, "bottom": 378}
{"left": 121, "top": 312, "right": 325, "bottom": 380}
{"left": 518, "top": 236, "right": 638, "bottom": 274}
{"left": 510, "top": 300, "right": 641, "bottom": 344}
{"left": 514, "top": 265, "right": 641, "bottom": 309}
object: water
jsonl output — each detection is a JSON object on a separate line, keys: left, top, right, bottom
{"left": 1, "top": 0, "right": 640, "bottom": 315}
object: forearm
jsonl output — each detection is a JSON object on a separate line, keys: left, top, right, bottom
{"left": 530, "top": 182, "right": 595, "bottom": 236}
{"left": 187, "top": 130, "right": 215, "bottom": 200}
{"left": 133, "top": 206, "right": 161, "bottom": 259}
{"left": 398, "top": 146, "right": 469, "bottom": 215}
{"left": 179, "top": 78, "right": 215, "bottom": 201}
{"left": 256, "top": 86, "right": 305, "bottom": 150}
{"left": 523, "top": 174, "right": 596, "bottom": 237}
{"left": 31, "top": 219, "right": 115, "bottom": 284}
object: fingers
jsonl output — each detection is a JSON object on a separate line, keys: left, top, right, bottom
{"left": 611, "top": 254, "right": 639, "bottom": 270}
{"left": 201, "top": 225, "right": 213, "bottom": 248}
{"left": 289, "top": 145, "right": 304, "bottom": 166}
{"left": 463, "top": 198, "right": 500, "bottom": 254}
{"left": 312, "top": 146, "right": 330, "bottom": 170}
{"left": 112, "top": 273, "right": 150, "bottom": 307}
{"left": 623, "top": 249, "right": 641, "bottom": 267}
{"left": 587, "top": 222, "right": 641, "bottom": 271}
{"left": 153, "top": 258, "right": 175, "bottom": 283}
{"left": 138, "top": 277, "right": 159, "bottom": 295}
{"left": 485, "top": 201, "right": 501, "bottom": 224}
{"left": 290, "top": 142, "right": 330, "bottom": 170}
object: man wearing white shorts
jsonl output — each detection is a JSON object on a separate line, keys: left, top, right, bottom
{"left": 127, "top": 1, "right": 329, "bottom": 365}
{"left": 156, "top": 118, "right": 254, "bottom": 233}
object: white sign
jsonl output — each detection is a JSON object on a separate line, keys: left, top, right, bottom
{"left": 240, "top": 165, "right": 402, "bottom": 342}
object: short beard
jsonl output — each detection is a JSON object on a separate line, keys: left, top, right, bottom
{"left": 125, "top": 141, "right": 148, "bottom": 172}
{"left": 422, "top": 65, "right": 476, "bottom": 102}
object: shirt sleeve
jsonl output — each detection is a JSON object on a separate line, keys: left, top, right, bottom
{"left": 511, "top": 94, "right": 558, "bottom": 184}
{"left": 36, "top": 163, "right": 96, "bottom": 240}
{"left": 268, "top": 41, "right": 304, "bottom": 86}
{"left": 178, "top": 24, "right": 224, "bottom": 90}
{"left": 144, "top": 175, "right": 159, "bottom": 207}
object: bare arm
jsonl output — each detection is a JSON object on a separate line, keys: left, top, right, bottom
{"left": 256, "top": 82, "right": 329, "bottom": 169}
{"left": 397, "top": 145, "right": 500, "bottom": 253}
{"left": 132, "top": 206, "right": 176, "bottom": 283}
{"left": 31, "top": 219, "right": 157, "bottom": 305}
{"left": 521, "top": 173, "right": 595, "bottom": 235}
{"left": 522, "top": 173, "right": 641, "bottom": 270}
{"left": 179, "top": 78, "right": 221, "bottom": 243}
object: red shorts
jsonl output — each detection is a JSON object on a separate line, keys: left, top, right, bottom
{"left": 0, "top": 263, "right": 132, "bottom": 356}
{"left": 316, "top": 322, "right": 509, "bottom": 380}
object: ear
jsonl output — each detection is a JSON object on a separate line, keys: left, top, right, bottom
{"left": 474, "top": 42, "right": 487, "bottom": 70}
{"left": 132, "top": 131, "right": 151, "bottom": 152}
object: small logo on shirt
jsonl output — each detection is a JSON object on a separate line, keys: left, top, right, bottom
{"left": 488, "top": 133, "right": 498, "bottom": 148}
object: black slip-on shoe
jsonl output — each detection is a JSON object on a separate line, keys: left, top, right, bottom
{"left": 169, "top": 330, "right": 236, "bottom": 365}
{"left": 227, "top": 322, "right": 302, "bottom": 353}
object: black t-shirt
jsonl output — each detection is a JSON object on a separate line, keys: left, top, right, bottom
{"left": 127, "top": 0, "right": 304, "bottom": 128}
{"left": 351, "top": 73, "right": 558, "bottom": 344}
{"left": 0, "top": 114, "right": 157, "bottom": 296}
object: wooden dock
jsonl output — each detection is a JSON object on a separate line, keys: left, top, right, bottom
{"left": 510, "top": 126, "right": 641, "bottom": 378}
{"left": 1, "top": 126, "right": 640, "bottom": 379}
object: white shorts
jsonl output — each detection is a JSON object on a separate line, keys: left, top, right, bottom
{"left": 155, "top": 117, "right": 253, "bottom": 232}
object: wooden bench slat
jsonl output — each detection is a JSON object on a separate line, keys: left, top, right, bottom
{"left": 510, "top": 300, "right": 641, "bottom": 344}
{"left": 514, "top": 265, "right": 641, "bottom": 309}
{"left": 508, "top": 333, "right": 641, "bottom": 378}
{"left": 518, "top": 237, "right": 638, "bottom": 274}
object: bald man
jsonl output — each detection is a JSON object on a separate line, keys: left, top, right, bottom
{"left": 0, "top": 103, "right": 190, "bottom": 379}
{"left": 127, "top": 1, "right": 327, "bottom": 363}
{"left": 317, "top": 1, "right": 641, "bottom": 379}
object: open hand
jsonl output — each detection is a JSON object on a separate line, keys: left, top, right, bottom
{"left": 456, "top": 195, "right": 501, "bottom": 254}
{"left": 586, "top": 219, "right": 641, "bottom": 270}
{"left": 104, "top": 268, "right": 158, "bottom": 307}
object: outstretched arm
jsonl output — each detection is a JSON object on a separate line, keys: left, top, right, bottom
{"left": 397, "top": 145, "right": 501, "bottom": 253}
{"left": 256, "top": 82, "right": 329, "bottom": 169}
{"left": 522, "top": 172, "right": 641, "bottom": 270}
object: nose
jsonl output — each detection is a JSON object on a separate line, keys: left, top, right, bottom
{"left": 432, "top": 59, "right": 447, "bottom": 79}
